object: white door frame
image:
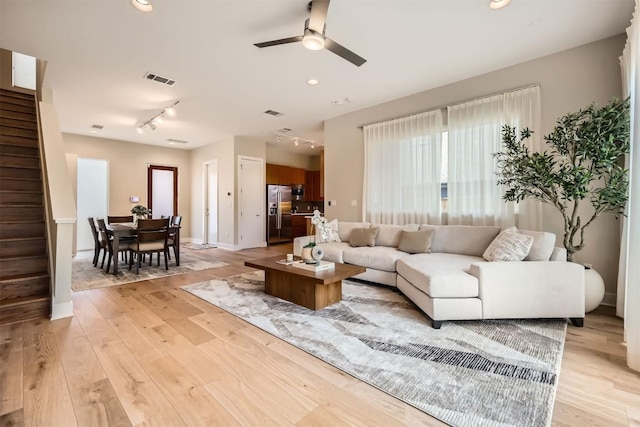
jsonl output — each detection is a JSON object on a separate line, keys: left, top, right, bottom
{"left": 237, "top": 155, "right": 265, "bottom": 249}
{"left": 202, "top": 159, "right": 218, "bottom": 245}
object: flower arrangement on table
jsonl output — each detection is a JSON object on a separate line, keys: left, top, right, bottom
{"left": 131, "top": 204, "right": 149, "bottom": 221}
{"left": 302, "top": 210, "right": 328, "bottom": 261}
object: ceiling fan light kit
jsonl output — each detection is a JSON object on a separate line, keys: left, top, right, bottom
{"left": 254, "top": 0, "right": 367, "bottom": 67}
{"left": 489, "top": 0, "right": 511, "bottom": 10}
{"left": 131, "top": 0, "right": 153, "bottom": 12}
{"left": 302, "top": 29, "right": 325, "bottom": 50}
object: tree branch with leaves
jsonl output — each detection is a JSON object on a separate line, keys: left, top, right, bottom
{"left": 494, "top": 98, "right": 630, "bottom": 261}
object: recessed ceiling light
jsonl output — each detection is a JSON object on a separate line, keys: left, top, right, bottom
{"left": 131, "top": 0, "right": 153, "bottom": 12}
{"left": 307, "top": 79, "right": 319, "bottom": 86}
{"left": 489, "top": 0, "right": 511, "bottom": 9}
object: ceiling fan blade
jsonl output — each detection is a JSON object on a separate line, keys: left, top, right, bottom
{"left": 254, "top": 36, "right": 303, "bottom": 48}
{"left": 324, "top": 37, "right": 367, "bottom": 67}
{"left": 308, "top": 0, "right": 330, "bottom": 33}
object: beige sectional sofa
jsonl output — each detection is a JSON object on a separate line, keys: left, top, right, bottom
{"left": 293, "top": 221, "right": 585, "bottom": 329}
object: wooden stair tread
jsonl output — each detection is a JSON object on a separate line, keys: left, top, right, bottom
{"left": 0, "top": 294, "right": 50, "bottom": 307}
{"left": 0, "top": 151, "right": 40, "bottom": 159}
{"left": 0, "top": 272, "right": 49, "bottom": 283}
{"left": 0, "top": 236, "right": 46, "bottom": 243}
{"left": 0, "top": 89, "right": 35, "bottom": 100}
{"left": 0, "top": 176, "right": 42, "bottom": 182}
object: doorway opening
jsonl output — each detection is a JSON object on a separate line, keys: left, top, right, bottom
{"left": 148, "top": 165, "right": 178, "bottom": 218}
{"left": 203, "top": 160, "right": 218, "bottom": 245}
{"left": 77, "top": 157, "right": 108, "bottom": 251}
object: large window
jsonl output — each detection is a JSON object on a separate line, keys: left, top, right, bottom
{"left": 364, "top": 85, "right": 541, "bottom": 228}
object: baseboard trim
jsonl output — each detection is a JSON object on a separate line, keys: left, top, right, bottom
{"left": 51, "top": 299, "right": 74, "bottom": 320}
{"left": 602, "top": 292, "right": 617, "bottom": 307}
{"left": 217, "top": 243, "right": 240, "bottom": 251}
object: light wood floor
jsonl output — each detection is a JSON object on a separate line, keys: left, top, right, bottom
{"left": 1, "top": 244, "right": 639, "bottom": 426}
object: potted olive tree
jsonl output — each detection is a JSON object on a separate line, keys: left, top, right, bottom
{"left": 494, "top": 98, "right": 630, "bottom": 262}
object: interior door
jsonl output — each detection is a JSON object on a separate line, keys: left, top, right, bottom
{"left": 205, "top": 160, "right": 218, "bottom": 245}
{"left": 148, "top": 165, "right": 177, "bottom": 218}
{"left": 76, "top": 157, "right": 108, "bottom": 250}
{"left": 239, "top": 156, "right": 264, "bottom": 248}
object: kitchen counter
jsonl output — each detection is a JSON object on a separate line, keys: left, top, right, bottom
{"left": 291, "top": 212, "right": 323, "bottom": 216}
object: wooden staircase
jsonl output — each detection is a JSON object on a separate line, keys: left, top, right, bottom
{"left": 0, "top": 89, "right": 51, "bottom": 324}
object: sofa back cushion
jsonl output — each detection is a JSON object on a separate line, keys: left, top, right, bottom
{"left": 338, "top": 221, "right": 370, "bottom": 242}
{"left": 419, "top": 225, "right": 501, "bottom": 256}
{"left": 371, "top": 223, "right": 420, "bottom": 247}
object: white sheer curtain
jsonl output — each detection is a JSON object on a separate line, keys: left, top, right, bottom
{"left": 618, "top": 0, "right": 640, "bottom": 372}
{"left": 363, "top": 110, "right": 443, "bottom": 225}
{"left": 447, "top": 86, "right": 542, "bottom": 228}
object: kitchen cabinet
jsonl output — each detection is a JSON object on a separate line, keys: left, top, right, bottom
{"left": 320, "top": 151, "right": 324, "bottom": 197}
{"left": 266, "top": 163, "right": 305, "bottom": 185}
{"left": 290, "top": 167, "right": 305, "bottom": 185}
{"left": 291, "top": 215, "right": 308, "bottom": 239}
{"left": 304, "top": 170, "right": 322, "bottom": 200}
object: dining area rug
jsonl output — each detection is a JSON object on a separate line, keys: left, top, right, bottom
{"left": 72, "top": 245, "right": 228, "bottom": 291}
{"left": 182, "top": 271, "right": 567, "bottom": 427}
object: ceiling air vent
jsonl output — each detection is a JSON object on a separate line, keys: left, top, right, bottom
{"left": 264, "top": 109, "right": 284, "bottom": 117}
{"left": 167, "top": 138, "right": 189, "bottom": 145}
{"left": 143, "top": 72, "right": 176, "bottom": 86}
{"left": 278, "top": 127, "right": 292, "bottom": 133}
{"left": 90, "top": 124, "right": 103, "bottom": 130}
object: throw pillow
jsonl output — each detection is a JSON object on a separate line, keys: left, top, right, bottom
{"left": 519, "top": 229, "right": 556, "bottom": 261}
{"left": 349, "top": 227, "right": 379, "bottom": 247}
{"left": 316, "top": 219, "right": 341, "bottom": 243}
{"left": 397, "top": 230, "right": 434, "bottom": 254}
{"left": 483, "top": 226, "right": 534, "bottom": 262}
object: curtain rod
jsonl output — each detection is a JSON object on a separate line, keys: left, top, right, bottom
{"left": 356, "top": 83, "right": 541, "bottom": 129}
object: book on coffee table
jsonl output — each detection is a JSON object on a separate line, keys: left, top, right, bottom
{"left": 291, "top": 260, "right": 335, "bottom": 272}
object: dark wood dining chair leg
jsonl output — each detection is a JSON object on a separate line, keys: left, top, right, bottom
{"left": 100, "top": 250, "right": 107, "bottom": 269}
{"left": 106, "top": 253, "right": 112, "bottom": 274}
{"left": 164, "top": 249, "right": 169, "bottom": 270}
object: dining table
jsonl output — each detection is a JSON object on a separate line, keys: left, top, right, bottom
{"left": 105, "top": 222, "right": 181, "bottom": 275}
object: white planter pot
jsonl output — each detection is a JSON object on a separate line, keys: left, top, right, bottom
{"left": 584, "top": 266, "right": 605, "bottom": 313}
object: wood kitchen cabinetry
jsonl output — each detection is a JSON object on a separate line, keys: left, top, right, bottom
{"left": 304, "top": 170, "right": 322, "bottom": 201}
{"left": 266, "top": 163, "right": 306, "bottom": 185}
{"left": 291, "top": 215, "right": 308, "bottom": 239}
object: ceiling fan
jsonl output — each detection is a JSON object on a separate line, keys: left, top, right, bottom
{"left": 254, "top": 0, "right": 366, "bottom": 67}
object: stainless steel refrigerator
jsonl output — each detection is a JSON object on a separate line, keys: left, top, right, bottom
{"left": 267, "top": 185, "right": 292, "bottom": 244}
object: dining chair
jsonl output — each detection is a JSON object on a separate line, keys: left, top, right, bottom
{"left": 107, "top": 215, "right": 134, "bottom": 224}
{"left": 167, "top": 215, "right": 182, "bottom": 260}
{"left": 107, "top": 215, "right": 136, "bottom": 260}
{"left": 128, "top": 218, "right": 170, "bottom": 274}
{"left": 96, "top": 218, "right": 129, "bottom": 272}
{"left": 88, "top": 217, "right": 107, "bottom": 267}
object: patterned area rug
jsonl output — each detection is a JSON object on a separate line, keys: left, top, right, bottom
{"left": 72, "top": 246, "right": 228, "bottom": 291}
{"left": 182, "top": 271, "right": 567, "bottom": 427}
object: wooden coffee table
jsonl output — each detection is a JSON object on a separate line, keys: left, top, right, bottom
{"left": 244, "top": 255, "right": 366, "bottom": 310}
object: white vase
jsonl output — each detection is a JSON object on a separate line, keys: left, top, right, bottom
{"left": 584, "top": 265, "right": 605, "bottom": 313}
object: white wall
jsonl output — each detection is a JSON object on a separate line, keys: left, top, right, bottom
{"left": 63, "top": 133, "right": 192, "bottom": 238}
{"left": 266, "top": 144, "right": 319, "bottom": 170}
{"left": 190, "top": 136, "right": 235, "bottom": 246}
{"left": 324, "top": 34, "right": 626, "bottom": 297}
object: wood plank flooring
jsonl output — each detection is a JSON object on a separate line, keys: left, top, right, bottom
{"left": 1, "top": 244, "right": 639, "bottom": 426}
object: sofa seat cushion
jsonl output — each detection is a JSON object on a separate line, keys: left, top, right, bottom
{"left": 397, "top": 253, "right": 485, "bottom": 298}
{"left": 316, "top": 242, "right": 350, "bottom": 263}
{"left": 342, "top": 246, "right": 411, "bottom": 272}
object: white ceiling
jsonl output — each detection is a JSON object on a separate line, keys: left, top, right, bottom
{"left": 0, "top": 0, "right": 634, "bottom": 153}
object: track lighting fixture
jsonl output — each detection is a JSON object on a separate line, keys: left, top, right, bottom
{"left": 136, "top": 100, "right": 179, "bottom": 134}
{"left": 273, "top": 133, "right": 321, "bottom": 149}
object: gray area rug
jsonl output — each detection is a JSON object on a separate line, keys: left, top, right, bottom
{"left": 182, "top": 271, "right": 567, "bottom": 427}
{"left": 72, "top": 246, "right": 228, "bottom": 291}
